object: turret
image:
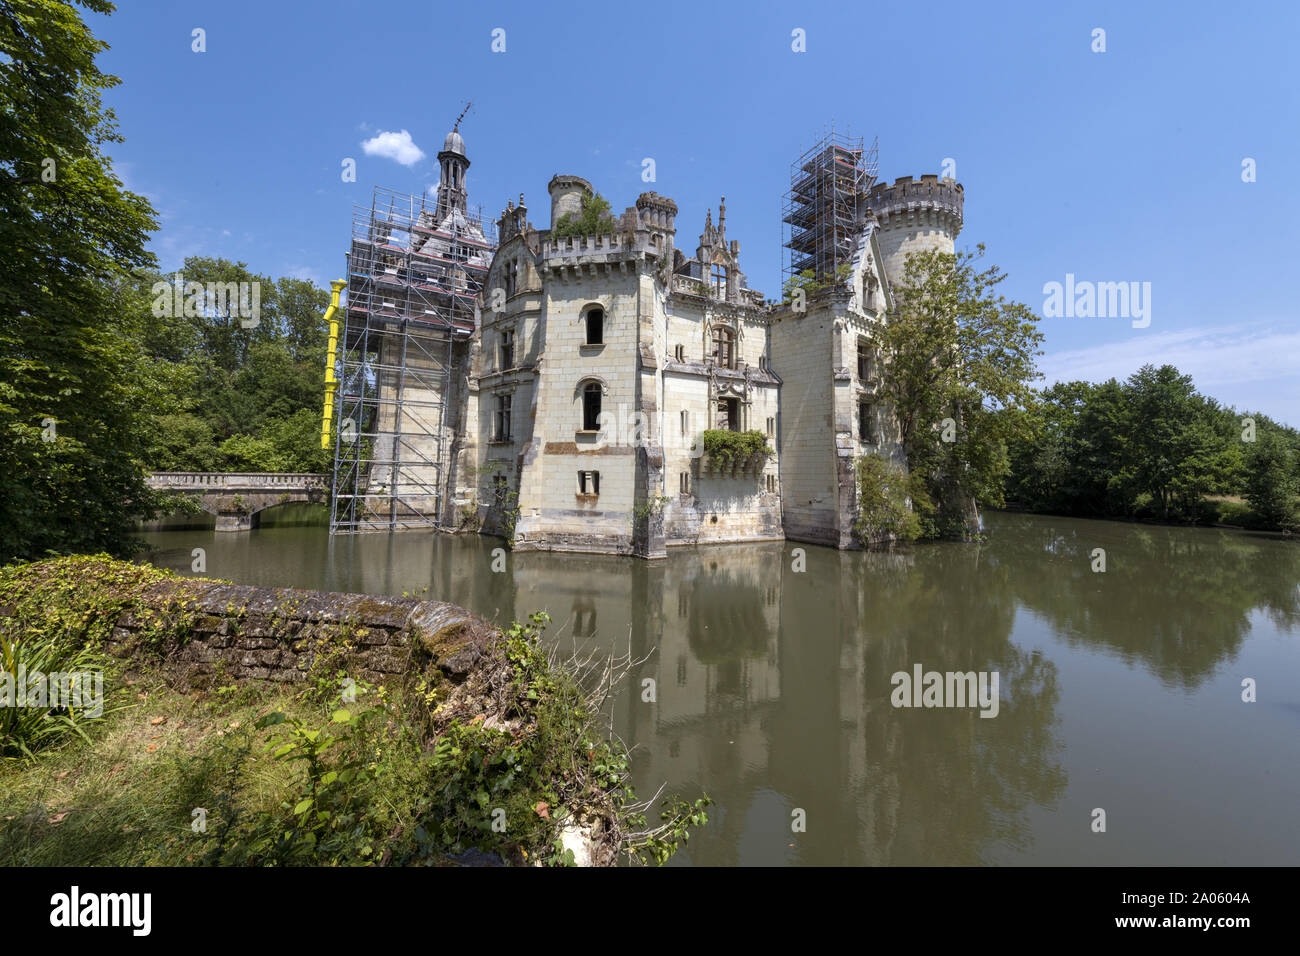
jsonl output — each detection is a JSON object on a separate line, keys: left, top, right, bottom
{"left": 867, "top": 174, "right": 964, "bottom": 289}
{"left": 547, "top": 174, "right": 593, "bottom": 229}
{"left": 635, "top": 191, "right": 677, "bottom": 232}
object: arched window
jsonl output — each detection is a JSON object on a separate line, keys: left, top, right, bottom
{"left": 711, "top": 326, "right": 734, "bottom": 369}
{"left": 582, "top": 382, "right": 602, "bottom": 431}
{"left": 585, "top": 306, "right": 604, "bottom": 345}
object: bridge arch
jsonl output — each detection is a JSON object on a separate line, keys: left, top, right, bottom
{"left": 146, "top": 473, "right": 328, "bottom": 532}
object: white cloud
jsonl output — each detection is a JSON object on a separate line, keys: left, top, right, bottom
{"left": 360, "top": 129, "right": 425, "bottom": 167}
{"left": 284, "top": 265, "right": 325, "bottom": 287}
{"left": 1041, "top": 324, "right": 1300, "bottom": 390}
{"left": 1040, "top": 323, "right": 1300, "bottom": 425}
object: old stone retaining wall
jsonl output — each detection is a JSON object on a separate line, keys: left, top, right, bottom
{"left": 104, "top": 578, "right": 499, "bottom": 688}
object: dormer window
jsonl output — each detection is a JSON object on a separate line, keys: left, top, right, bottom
{"left": 711, "top": 264, "right": 726, "bottom": 298}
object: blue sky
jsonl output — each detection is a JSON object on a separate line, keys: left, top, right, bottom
{"left": 94, "top": 0, "right": 1300, "bottom": 425}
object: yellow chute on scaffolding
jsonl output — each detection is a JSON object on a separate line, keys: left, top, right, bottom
{"left": 320, "top": 279, "right": 347, "bottom": 449}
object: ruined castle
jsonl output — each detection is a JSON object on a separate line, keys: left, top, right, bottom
{"left": 329, "top": 125, "right": 963, "bottom": 557}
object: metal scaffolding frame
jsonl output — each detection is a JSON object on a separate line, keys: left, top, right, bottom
{"left": 782, "top": 130, "right": 878, "bottom": 288}
{"left": 330, "top": 185, "right": 495, "bottom": 533}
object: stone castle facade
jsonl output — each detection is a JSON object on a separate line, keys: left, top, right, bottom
{"left": 420, "top": 127, "right": 964, "bottom": 557}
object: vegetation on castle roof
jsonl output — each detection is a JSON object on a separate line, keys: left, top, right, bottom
{"left": 551, "top": 192, "right": 619, "bottom": 239}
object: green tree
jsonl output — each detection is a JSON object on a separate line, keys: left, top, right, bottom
{"left": 1005, "top": 381, "right": 1092, "bottom": 512}
{"left": 1244, "top": 426, "right": 1299, "bottom": 531}
{"left": 133, "top": 258, "right": 331, "bottom": 472}
{"left": 1123, "top": 364, "right": 1232, "bottom": 520}
{"left": 878, "top": 245, "right": 1044, "bottom": 537}
{"left": 0, "top": 0, "right": 162, "bottom": 561}
{"left": 1002, "top": 366, "right": 1287, "bottom": 526}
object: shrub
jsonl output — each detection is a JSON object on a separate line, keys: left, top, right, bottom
{"left": 699, "top": 429, "right": 771, "bottom": 471}
{"left": 0, "top": 633, "right": 109, "bottom": 760}
{"left": 551, "top": 193, "right": 618, "bottom": 239}
{"left": 853, "top": 454, "right": 924, "bottom": 545}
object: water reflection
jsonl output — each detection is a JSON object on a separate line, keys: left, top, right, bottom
{"left": 140, "top": 510, "right": 1300, "bottom": 865}
{"left": 986, "top": 514, "right": 1300, "bottom": 688}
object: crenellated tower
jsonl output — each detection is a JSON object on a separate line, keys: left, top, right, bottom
{"left": 772, "top": 132, "right": 967, "bottom": 551}
{"left": 867, "top": 174, "right": 964, "bottom": 289}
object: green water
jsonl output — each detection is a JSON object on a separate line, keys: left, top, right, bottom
{"left": 140, "top": 510, "right": 1300, "bottom": 865}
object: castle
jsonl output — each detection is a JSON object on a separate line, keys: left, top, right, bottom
{"left": 330, "top": 124, "right": 963, "bottom": 557}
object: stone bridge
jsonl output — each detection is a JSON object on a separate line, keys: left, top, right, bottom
{"left": 146, "top": 472, "right": 329, "bottom": 531}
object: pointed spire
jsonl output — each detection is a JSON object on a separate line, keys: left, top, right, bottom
{"left": 718, "top": 196, "right": 726, "bottom": 236}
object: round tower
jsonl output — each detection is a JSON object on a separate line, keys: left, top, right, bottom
{"left": 867, "top": 174, "right": 964, "bottom": 290}
{"left": 547, "top": 174, "right": 593, "bottom": 229}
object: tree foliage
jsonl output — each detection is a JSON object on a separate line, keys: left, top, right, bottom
{"left": 134, "top": 258, "right": 332, "bottom": 475}
{"left": 0, "top": 4, "right": 332, "bottom": 562}
{"left": 1005, "top": 366, "right": 1298, "bottom": 528}
{"left": 0, "top": 0, "right": 162, "bottom": 562}
{"left": 876, "top": 245, "right": 1044, "bottom": 538}
{"left": 1244, "top": 427, "right": 1300, "bottom": 531}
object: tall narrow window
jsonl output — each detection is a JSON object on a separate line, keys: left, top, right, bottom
{"left": 674, "top": 344, "right": 685, "bottom": 362}
{"left": 711, "top": 327, "right": 734, "bottom": 369}
{"left": 494, "top": 392, "right": 512, "bottom": 441}
{"left": 680, "top": 472, "right": 690, "bottom": 494}
{"left": 585, "top": 307, "right": 604, "bottom": 345}
{"left": 766, "top": 416, "right": 775, "bottom": 437}
{"left": 500, "top": 329, "right": 514, "bottom": 370}
{"left": 858, "top": 400, "right": 875, "bottom": 443}
{"left": 863, "top": 273, "right": 878, "bottom": 310}
{"left": 857, "top": 338, "right": 871, "bottom": 381}
{"left": 578, "top": 470, "right": 601, "bottom": 496}
{"left": 582, "top": 383, "right": 602, "bottom": 431}
{"left": 680, "top": 409, "right": 689, "bottom": 436}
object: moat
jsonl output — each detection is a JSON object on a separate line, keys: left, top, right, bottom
{"left": 140, "top": 511, "right": 1300, "bottom": 866}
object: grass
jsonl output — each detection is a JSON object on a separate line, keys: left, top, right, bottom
{"left": 0, "top": 673, "right": 311, "bottom": 865}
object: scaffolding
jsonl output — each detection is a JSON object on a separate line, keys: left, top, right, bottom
{"left": 782, "top": 131, "right": 878, "bottom": 289}
{"left": 330, "top": 185, "right": 495, "bottom": 533}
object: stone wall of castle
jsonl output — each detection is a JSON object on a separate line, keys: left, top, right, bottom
{"left": 512, "top": 259, "right": 647, "bottom": 554}
{"left": 447, "top": 170, "right": 963, "bottom": 556}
